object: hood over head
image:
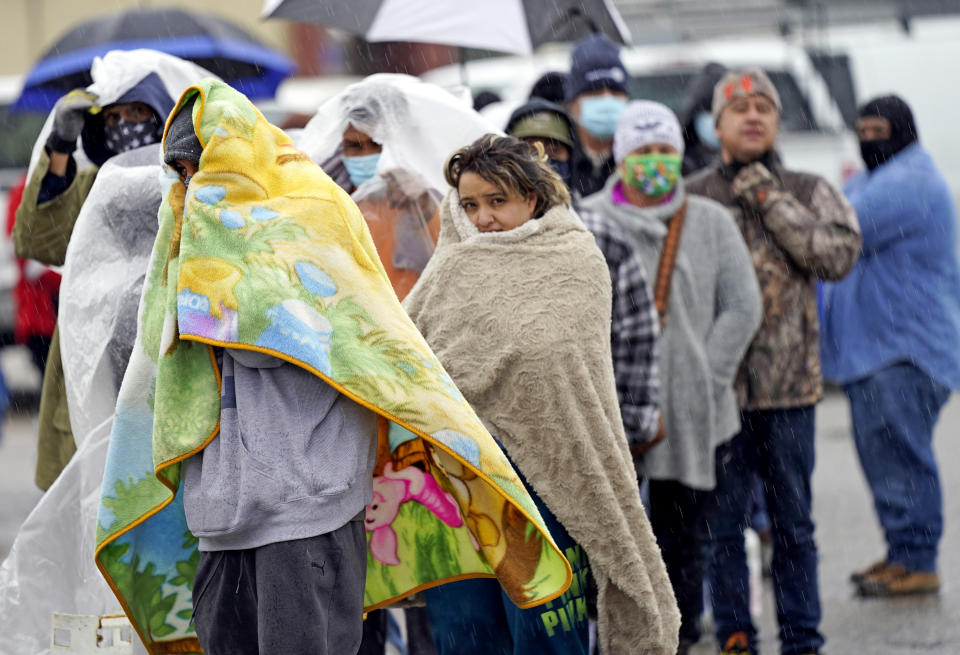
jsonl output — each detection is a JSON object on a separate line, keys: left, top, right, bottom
{"left": 857, "top": 94, "right": 918, "bottom": 171}
{"left": 26, "top": 49, "right": 218, "bottom": 175}
{"left": 80, "top": 71, "right": 174, "bottom": 166}
{"left": 162, "top": 95, "right": 202, "bottom": 167}
{"left": 529, "top": 71, "right": 568, "bottom": 105}
{"left": 506, "top": 98, "right": 576, "bottom": 149}
{"left": 679, "top": 62, "right": 727, "bottom": 131}
{"left": 298, "top": 73, "right": 500, "bottom": 195}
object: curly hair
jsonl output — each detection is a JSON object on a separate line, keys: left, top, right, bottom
{"left": 444, "top": 134, "right": 570, "bottom": 218}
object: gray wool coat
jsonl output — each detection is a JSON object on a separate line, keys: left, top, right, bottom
{"left": 580, "top": 178, "right": 762, "bottom": 490}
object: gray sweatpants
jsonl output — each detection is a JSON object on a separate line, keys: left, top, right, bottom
{"left": 192, "top": 518, "right": 367, "bottom": 655}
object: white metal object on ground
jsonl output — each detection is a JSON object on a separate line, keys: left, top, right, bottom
{"left": 51, "top": 613, "right": 133, "bottom": 654}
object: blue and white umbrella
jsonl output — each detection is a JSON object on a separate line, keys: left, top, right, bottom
{"left": 16, "top": 8, "right": 295, "bottom": 111}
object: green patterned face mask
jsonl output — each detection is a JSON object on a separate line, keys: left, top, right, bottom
{"left": 619, "top": 153, "right": 682, "bottom": 197}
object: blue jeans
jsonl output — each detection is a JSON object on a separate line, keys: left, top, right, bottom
{"left": 707, "top": 407, "right": 823, "bottom": 655}
{"left": 424, "top": 485, "right": 589, "bottom": 655}
{"left": 844, "top": 363, "right": 950, "bottom": 572}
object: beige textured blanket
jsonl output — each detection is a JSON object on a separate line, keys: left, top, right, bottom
{"left": 404, "top": 193, "right": 680, "bottom": 654}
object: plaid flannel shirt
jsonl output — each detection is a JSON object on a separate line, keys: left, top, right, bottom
{"left": 579, "top": 209, "right": 661, "bottom": 445}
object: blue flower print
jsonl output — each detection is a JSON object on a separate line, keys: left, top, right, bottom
{"left": 255, "top": 299, "right": 333, "bottom": 376}
{"left": 193, "top": 185, "right": 226, "bottom": 205}
{"left": 219, "top": 210, "right": 244, "bottom": 229}
{"left": 295, "top": 262, "right": 338, "bottom": 298}
{"left": 432, "top": 430, "right": 480, "bottom": 466}
{"left": 251, "top": 207, "right": 280, "bottom": 221}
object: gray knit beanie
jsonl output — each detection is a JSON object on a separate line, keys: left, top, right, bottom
{"left": 163, "top": 95, "right": 203, "bottom": 167}
{"left": 711, "top": 68, "right": 782, "bottom": 122}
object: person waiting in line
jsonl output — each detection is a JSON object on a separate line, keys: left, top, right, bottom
{"left": 298, "top": 74, "right": 497, "bottom": 655}
{"left": 406, "top": 134, "right": 679, "bottom": 655}
{"left": 506, "top": 98, "right": 577, "bottom": 189}
{"left": 579, "top": 100, "right": 762, "bottom": 655}
{"left": 565, "top": 34, "right": 631, "bottom": 200}
{"left": 12, "top": 50, "right": 206, "bottom": 491}
{"left": 678, "top": 62, "right": 728, "bottom": 176}
{"left": 529, "top": 71, "right": 568, "bottom": 105}
{"left": 162, "top": 88, "right": 378, "bottom": 655}
{"left": 686, "top": 68, "right": 861, "bottom": 655}
{"left": 300, "top": 73, "right": 496, "bottom": 301}
{"left": 821, "top": 94, "right": 960, "bottom": 598}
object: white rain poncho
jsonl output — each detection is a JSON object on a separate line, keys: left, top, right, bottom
{"left": 0, "top": 50, "right": 215, "bottom": 655}
{"left": 26, "top": 49, "right": 217, "bottom": 180}
{"left": 297, "top": 74, "right": 500, "bottom": 298}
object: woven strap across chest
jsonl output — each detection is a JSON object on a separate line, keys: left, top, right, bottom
{"left": 653, "top": 199, "right": 688, "bottom": 331}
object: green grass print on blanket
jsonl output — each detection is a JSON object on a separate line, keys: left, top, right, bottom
{"left": 94, "top": 78, "right": 571, "bottom": 654}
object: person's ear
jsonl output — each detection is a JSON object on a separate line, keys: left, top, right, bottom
{"left": 526, "top": 193, "right": 537, "bottom": 215}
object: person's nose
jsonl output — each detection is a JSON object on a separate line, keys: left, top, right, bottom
{"left": 477, "top": 209, "right": 496, "bottom": 227}
{"left": 744, "top": 106, "right": 764, "bottom": 124}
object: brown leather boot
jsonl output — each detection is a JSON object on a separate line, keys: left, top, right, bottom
{"left": 849, "top": 559, "right": 891, "bottom": 584}
{"left": 858, "top": 565, "right": 940, "bottom": 597}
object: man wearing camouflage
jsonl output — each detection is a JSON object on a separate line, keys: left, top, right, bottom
{"left": 686, "top": 69, "right": 861, "bottom": 655}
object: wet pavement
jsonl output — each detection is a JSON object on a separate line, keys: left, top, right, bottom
{"left": 691, "top": 391, "right": 960, "bottom": 655}
{"left": 1, "top": 387, "right": 958, "bottom": 653}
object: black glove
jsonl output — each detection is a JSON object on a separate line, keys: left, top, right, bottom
{"left": 46, "top": 89, "right": 99, "bottom": 154}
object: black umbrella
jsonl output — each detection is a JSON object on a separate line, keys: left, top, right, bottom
{"left": 16, "top": 8, "right": 295, "bottom": 111}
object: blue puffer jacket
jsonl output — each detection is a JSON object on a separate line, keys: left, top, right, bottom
{"left": 821, "top": 142, "right": 960, "bottom": 388}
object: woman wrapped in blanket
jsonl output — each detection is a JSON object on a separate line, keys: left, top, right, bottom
{"left": 404, "top": 135, "right": 680, "bottom": 655}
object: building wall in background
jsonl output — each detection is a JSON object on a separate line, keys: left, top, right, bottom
{"left": 0, "top": 0, "right": 290, "bottom": 76}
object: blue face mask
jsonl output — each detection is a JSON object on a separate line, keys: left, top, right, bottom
{"left": 343, "top": 153, "right": 381, "bottom": 189}
{"left": 578, "top": 95, "right": 627, "bottom": 139}
{"left": 694, "top": 111, "right": 721, "bottom": 150}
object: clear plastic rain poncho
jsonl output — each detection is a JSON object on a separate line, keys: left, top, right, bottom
{"left": 26, "top": 49, "right": 216, "bottom": 182}
{"left": 297, "top": 73, "right": 500, "bottom": 298}
{"left": 0, "top": 51, "right": 215, "bottom": 655}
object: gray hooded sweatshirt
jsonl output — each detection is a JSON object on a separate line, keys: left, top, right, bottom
{"left": 182, "top": 349, "right": 377, "bottom": 551}
{"left": 580, "top": 178, "right": 762, "bottom": 490}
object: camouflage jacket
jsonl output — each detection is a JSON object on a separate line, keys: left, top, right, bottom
{"left": 686, "top": 156, "right": 861, "bottom": 410}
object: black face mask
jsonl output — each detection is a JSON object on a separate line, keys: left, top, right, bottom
{"left": 859, "top": 139, "right": 900, "bottom": 171}
{"left": 856, "top": 95, "right": 918, "bottom": 173}
{"left": 104, "top": 114, "right": 162, "bottom": 155}
{"left": 549, "top": 159, "right": 572, "bottom": 187}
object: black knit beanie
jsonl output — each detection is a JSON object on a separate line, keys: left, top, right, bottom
{"left": 530, "top": 72, "right": 568, "bottom": 105}
{"left": 163, "top": 95, "right": 203, "bottom": 167}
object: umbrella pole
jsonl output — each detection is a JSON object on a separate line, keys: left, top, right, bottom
{"left": 459, "top": 46, "right": 469, "bottom": 89}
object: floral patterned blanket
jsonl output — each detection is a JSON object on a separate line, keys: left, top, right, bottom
{"left": 94, "top": 79, "right": 571, "bottom": 654}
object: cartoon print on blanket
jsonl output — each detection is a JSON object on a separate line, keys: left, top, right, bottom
{"left": 93, "top": 79, "right": 571, "bottom": 654}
